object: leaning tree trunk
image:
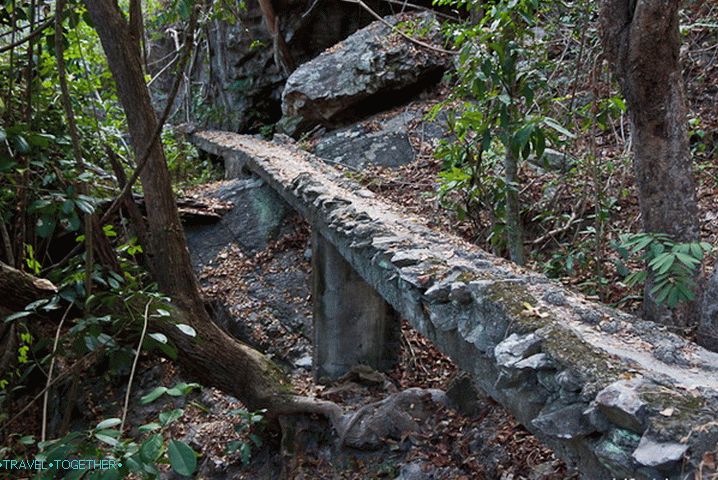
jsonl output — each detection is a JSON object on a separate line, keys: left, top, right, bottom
{"left": 0, "top": 260, "right": 58, "bottom": 312}
{"left": 83, "top": 0, "right": 338, "bottom": 418}
{"left": 600, "top": 0, "right": 700, "bottom": 328}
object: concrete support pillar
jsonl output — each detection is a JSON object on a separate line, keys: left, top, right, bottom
{"left": 312, "top": 231, "right": 400, "bottom": 381}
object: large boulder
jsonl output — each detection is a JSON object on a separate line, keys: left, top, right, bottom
{"left": 281, "top": 12, "right": 451, "bottom": 131}
{"left": 312, "top": 106, "right": 448, "bottom": 169}
{"left": 149, "top": 1, "right": 393, "bottom": 132}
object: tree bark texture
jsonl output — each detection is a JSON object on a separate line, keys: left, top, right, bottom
{"left": 0, "top": 260, "right": 57, "bottom": 313}
{"left": 504, "top": 149, "right": 526, "bottom": 266}
{"left": 600, "top": 0, "right": 700, "bottom": 326}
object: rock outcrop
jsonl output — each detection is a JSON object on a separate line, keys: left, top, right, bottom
{"left": 312, "top": 107, "right": 447, "bottom": 169}
{"left": 186, "top": 129, "right": 718, "bottom": 479}
{"left": 281, "top": 12, "right": 451, "bottom": 132}
{"left": 150, "top": 1, "right": 393, "bottom": 131}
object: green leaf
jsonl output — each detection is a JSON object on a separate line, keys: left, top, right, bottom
{"left": 94, "top": 433, "right": 119, "bottom": 447}
{"left": 13, "top": 135, "right": 30, "bottom": 154}
{"left": 4, "top": 310, "right": 33, "bottom": 322}
{"left": 675, "top": 282, "right": 696, "bottom": 303}
{"left": 74, "top": 198, "right": 95, "bottom": 214}
{"left": 36, "top": 217, "right": 56, "bottom": 238}
{"left": 140, "top": 386, "right": 168, "bottom": 404}
{"left": 148, "top": 332, "right": 168, "bottom": 344}
{"left": 159, "top": 408, "right": 184, "bottom": 426}
{"left": 138, "top": 422, "right": 161, "bottom": 433}
{"left": 167, "top": 440, "right": 197, "bottom": 477}
{"left": 176, "top": 324, "right": 196, "bottom": 337}
{"left": 95, "top": 418, "right": 122, "bottom": 430}
{"left": 543, "top": 117, "right": 575, "bottom": 139}
{"left": 675, "top": 252, "right": 700, "bottom": 268}
{"left": 140, "top": 434, "right": 164, "bottom": 463}
{"left": 166, "top": 382, "right": 199, "bottom": 397}
{"left": 689, "top": 243, "right": 703, "bottom": 258}
{"left": 648, "top": 252, "right": 674, "bottom": 272}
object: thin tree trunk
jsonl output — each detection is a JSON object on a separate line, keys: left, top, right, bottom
{"left": 504, "top": 149, "right": 526, "bottom": 266}
{"left": 55, "top": 0, "right": 94, "bottom": 296}
{"left": 83, "top": 0, "right": 337, "bottom": 418}
{"left": 600, "top": 0, "right": 700, "bottom": 327}
{"left": 700, "top": 270, "right": 718, "bottom": 351}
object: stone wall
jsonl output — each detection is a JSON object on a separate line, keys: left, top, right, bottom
{"left": 186, "top": 129, "right": 718, "bottom": 479}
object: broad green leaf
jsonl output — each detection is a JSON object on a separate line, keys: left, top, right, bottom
{"left": 675, "top": 252, "right": 700, "bottom": 268}
{"left": 138, "top": 422, "right": 161, "bottom": 432}
{"left": 160, "top": 408, "right": 184, "bottom": 426}
{"left": 94, "top": 433, "right": 119, "bottom": 447}
{"left": 140, "top": 386, "right": 168, "bottom": 404}
{"left": 167, "top": 440, "right": 197, "bottom": 476}
{"left": 148, "top": 332, "right": 168, "bottom": 344}
{"left": 140, "top": 434, "right": 164, "bottom": 463}
{"left": 166, "top": 382, "right": 199, "bottom": 397}
{"left": 95, "top": 418, "right": 122, "bottom": 430}
{"left": 543, "top": 117, "right": 575, "bottom": 138}
{"left": 176, "top": 324, "right": 196, "bottom": 337}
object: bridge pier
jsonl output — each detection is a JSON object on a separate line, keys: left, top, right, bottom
{"left": 311, "top": 231, "right": 400, "bottom": 381}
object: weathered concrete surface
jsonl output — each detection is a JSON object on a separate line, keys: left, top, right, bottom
{"left": 186, "top": 129, "right": 718, "bottom": 479}
{"left": 281, "top": 12, "right": 450, "bottom": 130}
{"left": 312, "top": 231, "right": 400, "bottom": 381}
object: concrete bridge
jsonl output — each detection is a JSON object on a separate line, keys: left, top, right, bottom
{"left": 185, "top": 128, "right": 718, "bottom": 479}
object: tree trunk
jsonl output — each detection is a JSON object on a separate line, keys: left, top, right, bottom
{"left": 600, "top": 0, "right": 700, "bottom": 327}
{"left": 504, "top": 149, "right": 526, "bottom": 266}
{"left": 0, "top": 261, "right": 57, "bottom": 313}
{"left": 83, "top": 0, "right": 335, "bottom": 417}
{"left": 700, "top": 270, "right": 718, "bottom": 351}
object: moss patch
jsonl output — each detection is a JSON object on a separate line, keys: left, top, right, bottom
{"left": 541, "top": 325, "right": 623, "bottom": 391}
{"left": 639, "top": 384, "right": 707, "bottom": 436}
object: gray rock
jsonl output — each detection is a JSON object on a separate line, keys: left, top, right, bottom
{"left": 295, "top": 355, "right": 313, "bottom": 369}
{"left": 448, "top": 282, "right": 472, "bottom": 304}
{"left": 531, "top": 403, "right": 594, "bottom": 440}
{"left": 542, "top": 289, "right": 566, "bottom": 306}
{"left": 594, "top": 429, "right": 641, "bottom": 479}
{"left": 391, "top": 249, "right": 432, "bottom": 267}
{"left": 424, "top": 282, "right": 451, "bottom": 303}
{"left": 159, "top": 1, "right": 385, "bottom": 132}
{"left": 528, "top": 148, "right": 577, "bottom": 173}
{"left": 312, "top": 109, "right": 449, "bottom": 169}
{"left": 445, "top": 372, "right": 488, "bottom": 418}
{"left": 494, "top": 333, "right": 543, "bottom": 368}
{"left": 314, "top": 113, "right": 416, "bottom": 169}
{"left": 596, "top": 380, "right": 647, "bottom": 433}
{"left": 632, "top": 435, "right": 689, "bottom": 469}
{"left": 185, "top": 177, "right": 292, "bottom": 268}
{"left": 394, "top": 461, "right": 430, "bottom": 480}
{"left": 342, "top": 388, "right": 447, "bottom": 450}
{"left": 513, "top": 353, "right": 554, "bottom": 370}
{"left": 281, "top": 12, "right": 450, "bottom": 129}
